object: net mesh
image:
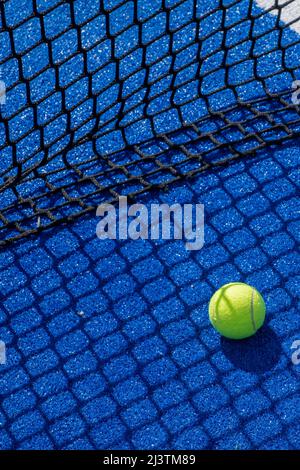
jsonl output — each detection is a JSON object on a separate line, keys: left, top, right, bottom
{"left": 0, "top": 0, "right": 300, "bottom": 246}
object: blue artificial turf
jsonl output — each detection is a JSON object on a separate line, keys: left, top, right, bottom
{"left": 0, "top": 140, "right": 299, "bottom": 449}
{"left": 0, "top": 0, "right": 300, "bottom": 450}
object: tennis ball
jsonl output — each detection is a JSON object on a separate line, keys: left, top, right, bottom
{"left": 209, "top": 282, "right": 266, "bottom": 340}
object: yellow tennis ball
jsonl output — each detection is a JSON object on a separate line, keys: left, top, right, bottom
{"left": 209, "top": 282, "right": 266, "bottom": 340}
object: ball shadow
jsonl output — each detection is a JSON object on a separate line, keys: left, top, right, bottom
{"left": 221, "top": 326, "right": 281, "bottom": 373}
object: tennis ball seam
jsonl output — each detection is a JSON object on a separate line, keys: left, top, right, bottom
{"left": 250, "top": 287, "right": 257, "bottom": 333}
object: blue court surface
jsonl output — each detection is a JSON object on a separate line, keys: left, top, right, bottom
{"left": 0, "top": 0, "right": 300, "bottom": 451}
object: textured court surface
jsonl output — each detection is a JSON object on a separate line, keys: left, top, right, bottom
{"left": 1, "top": 0, "right": 300, "bottom": 248}
{"left": 0, "top": 141, "right": 299, "bottom": 450}
{"left": 0, "top": 0, "right": 300, "bottom": 450}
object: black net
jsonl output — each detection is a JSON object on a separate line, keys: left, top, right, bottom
{"left": 0, "top": 0, "right": 300, "bottom": 246}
